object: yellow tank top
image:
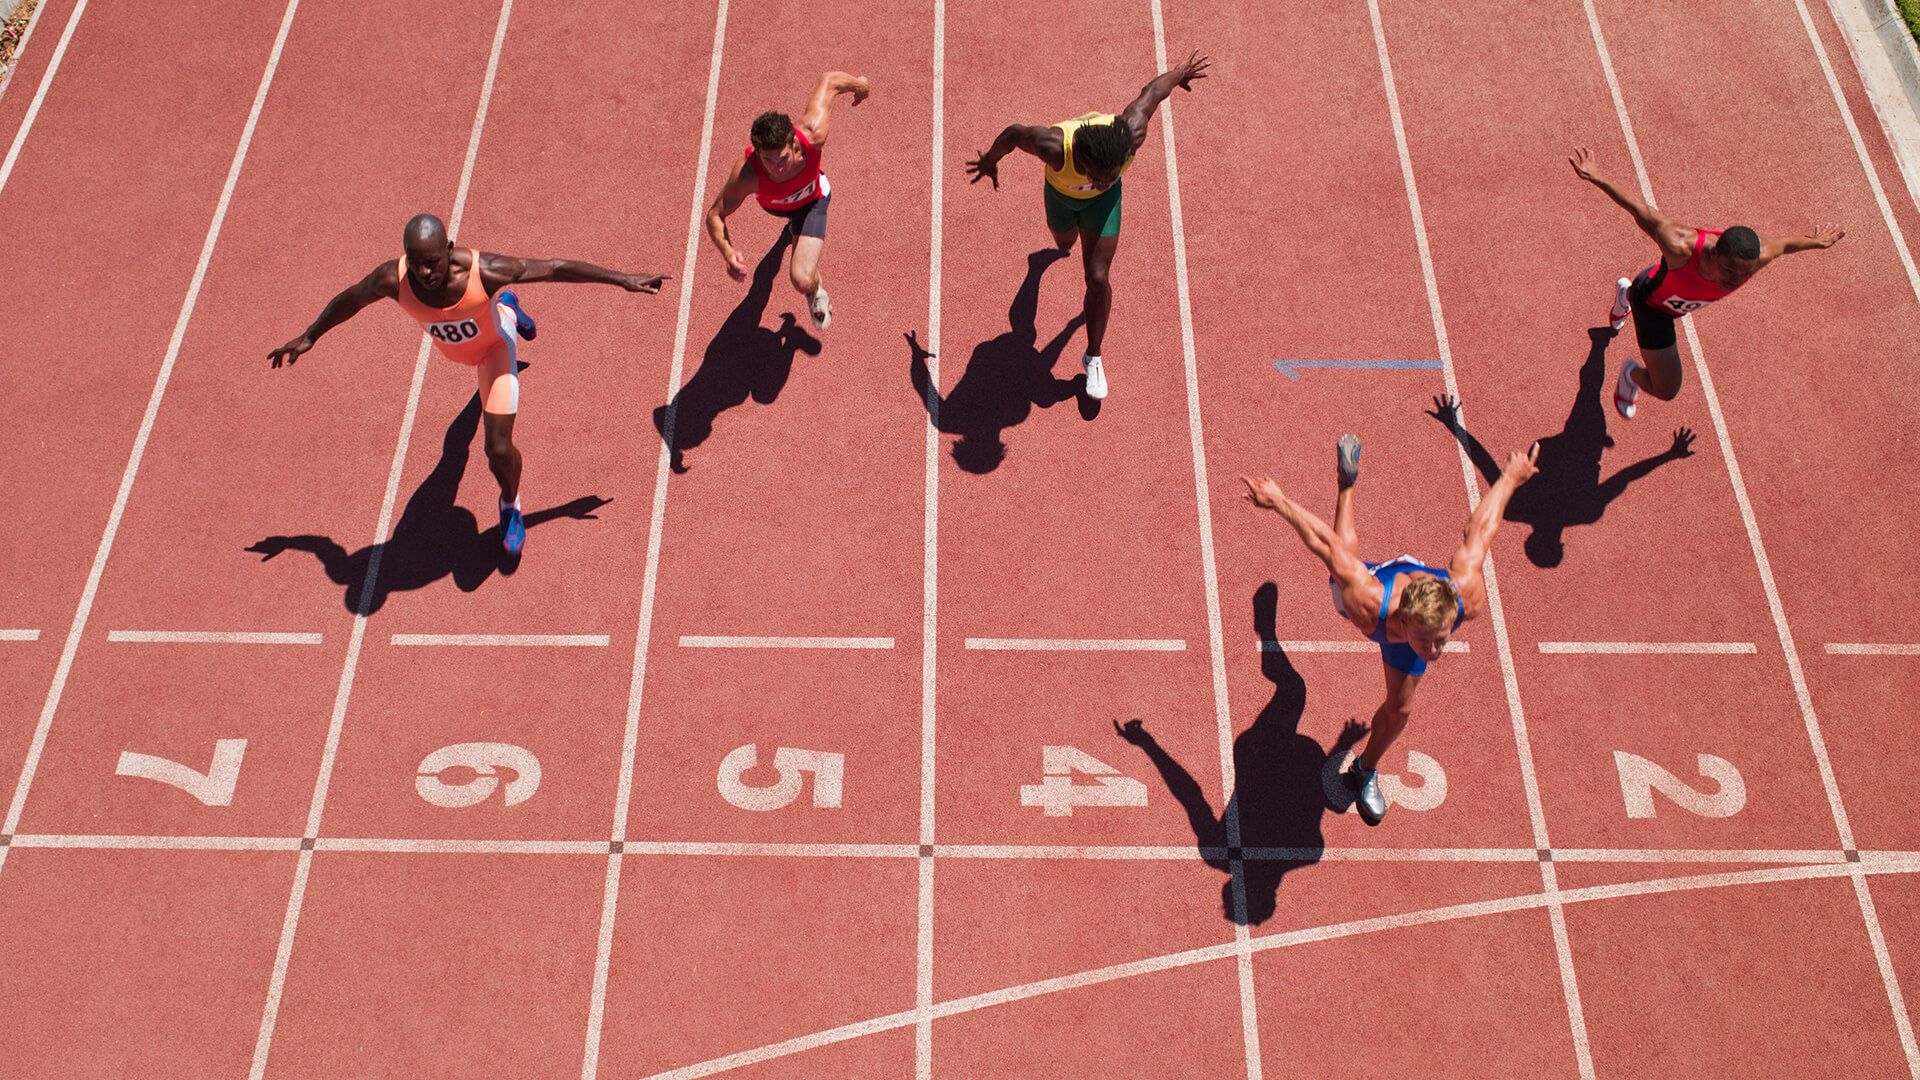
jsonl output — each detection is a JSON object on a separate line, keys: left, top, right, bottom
{"left": 1044, "top": 112, "right": 1135, "bottom": 197}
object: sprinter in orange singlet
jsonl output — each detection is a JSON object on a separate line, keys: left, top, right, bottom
{"left": 268, "top": 214, "right": 666, "bottom": 554}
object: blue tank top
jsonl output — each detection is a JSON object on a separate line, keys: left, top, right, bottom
{"left": 1364, "top": 556, "right": 1466, "bottom": 647}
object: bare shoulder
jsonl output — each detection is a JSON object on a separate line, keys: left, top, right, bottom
{"left": 367, "top": 259, "right": 401, "bottom": 298}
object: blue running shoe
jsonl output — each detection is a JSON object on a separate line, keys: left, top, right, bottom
{"left": 498, "top": 290, "right": 537, "bottom": 341}
{"left": 501, "top": 502, "right": 526, "bottom": 555}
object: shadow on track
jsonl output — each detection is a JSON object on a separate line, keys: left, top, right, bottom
{"left": 1428, "top": 326, "right": 1695, "bottom": 568}
{"left": 908, "top": 248, "right": 1088, "bottom": 474}
{"left": 246, "top": 391, "right": 610, "bottom": 615}
{"left": 655, "top": 233, "right": 821, "bottom": 473}
{"left": 1114, "top": 582, "right": 1367, "bottom": 926}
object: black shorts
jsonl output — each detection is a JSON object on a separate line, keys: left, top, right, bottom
{"left": 772, "top": 191, "right": 830, "bottom": 240}
{"left": 1627, "top": 264, "right": 1679, "bottom": 352}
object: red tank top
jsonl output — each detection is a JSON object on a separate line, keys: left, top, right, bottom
{"left": 746, "top": 128, "right": 829, "bottom": 212}
{"left": 1644, "top": 229, "right": 1739, "bottom": 317}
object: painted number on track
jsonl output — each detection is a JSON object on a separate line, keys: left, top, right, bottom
{"left": 1020, "top": 746, "right": 1147, "bottom": 817}
{"left": 415, "top": 742, "right": 542, "bottom": 808}
{"left": 115, "top": 739, "right": 247, "bottom": 806}
{"left": 1321, "top": 747, "right": 1448, "bottom": 814}
{"left": 716, "top": 745, "right": 845, "bottom": 811}
{"left": 1613, "top": 751, "right": 1746, "bottom": 819}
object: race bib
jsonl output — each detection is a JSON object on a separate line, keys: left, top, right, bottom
{"left": 426, "top": 318, "right": 482, "bottom": 344}
{"left": 1660, "top": 295, "right": 1711, "bottom": 316}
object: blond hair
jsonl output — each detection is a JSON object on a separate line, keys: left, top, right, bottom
{"left": 1396, "top": 577, "right": 1459, "bottom": 631}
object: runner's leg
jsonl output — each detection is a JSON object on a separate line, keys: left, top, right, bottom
{"left": 1357, "top": 664, "right": 1420, "bottom": 770}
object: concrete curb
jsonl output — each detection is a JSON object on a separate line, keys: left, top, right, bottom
{"left": 1827, "top": 0, "right": 1920, "bottom": 214}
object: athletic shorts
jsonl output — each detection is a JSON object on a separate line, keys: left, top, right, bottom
{"left": 1044, "top": 181, "right": 1123, "bottom": 238}
{"left": 1627, "top": 265, "right": 1679, "bottom": 352}
{"left": 773, "top": 191, "right": 830, "bottom": 239}
{"left": 449, "top": 301, "right": 522, "bottom": 415}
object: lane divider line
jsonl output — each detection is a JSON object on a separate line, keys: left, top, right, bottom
{"left": 1537, "top": 641, "right": 1756, "bottom": 655}
{"left": 390, "top": 633, "right": 608, "bottom": 647}
{"left": 964, "top": 637, "right": 1186, "bottom": 651}
{"left": 678, "top": 635, "right": 894, "bottom": 649}
{"left": 108, "top": 630, "right": 323, "bottom": 645}
{"left": 1368, "top": 3, "right": 1593, "bottom": 1072}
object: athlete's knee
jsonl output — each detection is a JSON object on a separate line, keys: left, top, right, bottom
{"left": 483, "top": 426, "right": 517, "bottom": 461}
{"left": 1085, "top": 260, "right": 1112, "bottom": 290}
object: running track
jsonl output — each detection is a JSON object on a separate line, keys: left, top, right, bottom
{"left": 1, "top": 0, "right": 1918, "bottom": 1075}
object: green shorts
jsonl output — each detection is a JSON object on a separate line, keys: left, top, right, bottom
{"left": 1043, "top": 180, "right": 1123, "bottom": 237}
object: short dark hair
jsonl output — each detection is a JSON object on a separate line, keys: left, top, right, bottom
{"left": 1073, "top": 117, "right": 1133, "bottom": 175}
{"left": 1720, "top": 225, "right": 1761, "bottom": 261}
{"left": 750, "top": 111, "right": 795, "bottom": 152}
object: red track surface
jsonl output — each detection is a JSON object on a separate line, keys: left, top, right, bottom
{"left": 1, "top": 0, "right": 1917, "bottom": 1075}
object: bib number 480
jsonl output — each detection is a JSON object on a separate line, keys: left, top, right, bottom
{"left": 427, "top": 319, "right": 481, "bottom": 344}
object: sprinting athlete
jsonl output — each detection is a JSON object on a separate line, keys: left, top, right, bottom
{"left": 1570, "top": 146, "right": 1843, "bottom": 420}
{"left": 964, "top": 50, "right": 1210, "bottom": 400}
{"left": 1242, "top": 434, "right": 1538, "bottom": 825}
{"left": 707, "top": 71, "right": 871, "bottom": 332}
{"left": 267, "top": 213, "right": 666, "bottom": 554}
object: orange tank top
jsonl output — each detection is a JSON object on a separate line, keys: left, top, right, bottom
{"left": 395, "top": 249, "right": 505, "bottom": 365}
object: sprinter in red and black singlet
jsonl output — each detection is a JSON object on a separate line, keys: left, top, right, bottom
{"left": 1569, "top": 146, "right": 1845, "bottom": 420}
{"left": 267, "top": 214, "right": 667, "bottom": 556}
{"left": 706, "top": 71, "right": 871, "bottom": 334}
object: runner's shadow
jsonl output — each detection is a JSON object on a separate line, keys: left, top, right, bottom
{"left": 1428, "top": 326, "right": 1696, "bottom": 568}
{"left": 1114, "top": 583, "right": 1367, "bottom": 926}
{"left": 655, "top": 233, "right": 821, "bottom": 473}
{"left": 908, "top": 248, "right": 1086, "bottom": 473}
{"left": 245, "top": 393, "right": 612, "bottom": 615}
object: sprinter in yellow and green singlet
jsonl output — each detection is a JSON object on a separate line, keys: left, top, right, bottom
{"left": 965, "top": 50, "right": 1210, "bottom": 402}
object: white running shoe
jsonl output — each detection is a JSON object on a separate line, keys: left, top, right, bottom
{"left": 809, "top": 287, "right": 832, "bottom": 332}
{"left": 1614, "top": 357, "right": 1641, "bottom": 420}
{"left": 1608, "top": 276, "right": 1632, "bottom": 332}
{"left": 1347, "top": 762, "right": 1387, "bottom": 826}
{"left": 1082, "top": 354, "right": 1108, "bottom": 399}
{"left": 1337, "top": 434, "right": 1362, "bottom": 489}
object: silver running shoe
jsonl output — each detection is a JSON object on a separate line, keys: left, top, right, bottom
{"left": 1337, "top": 434, "right": 1362, "bottom": 490}
{"left": 1347, "top": 762, "right": 1387, "bottom": 826}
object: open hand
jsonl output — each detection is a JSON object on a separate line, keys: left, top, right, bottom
{"left": 1669, "top": 427, "right": 1696, "bottom": 457}
{"left": 268, "top": 336, "right": 312, "bottom": 369}
{"left": 1809, "top": 222, "right": 1845, "bottom": 248}
{"left": 1568, "top": 145, "right": 1602, "bottom": 183}
{"left": 1175, "top": 49, "right": 1211, "bottom": 91}
{"left": 1427, "top": 393, "right": 1461, "bottom": 426}
{"left": 1241, "top": 475, "right": 1286, "bottom": 510}
{"left": 621, "top": 273, "right": 668, "bottom": 293}
{"left": 965, "top": 152, "right": 999, "bottom": 189}
{"left": 1503, "top": 441, "right": 1541, "bottom": 483}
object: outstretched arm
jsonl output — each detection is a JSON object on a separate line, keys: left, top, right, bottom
{"left": 1242, "top": 476, "right": 1380, "bottom": 629}
{"left": 1761, "top": 222, "right": 1845, "bottom": 262}
{"left": 479, "top": 251, "right": 666, "bottom": 294}
{"left": 1598, "top": 427, "right": 1694, "bottom": 503}
{"left": 798, "top": 71, "right": 870, "bottom": 148}
{"left": 1448, "top": 443, "right": 1540, "bottom": 617}
{"left": 965, "top": 124, "right": 1063, "bottom": 189}
{"left": 268, "top": 261, "right": 398, "bottom": 367}
{"left": 1427, "top": 395, "right": 1501, "bottom": 486}
{"left": 1569, "top": 146, "right": 1693, "bottom": 265}
{"left": 1118, "top": 49, "right": 1210, "bottom": 149}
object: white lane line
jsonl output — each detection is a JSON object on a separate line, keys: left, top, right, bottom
{"left": 1826, "top": 643, "right": 1920, "bottom": 656}
{"left": 317, "top": 838, "right": 604, "bottom": 855}
{"left": 0, "top": 629, "right": 40, "bottom": 641}
{"left": 964, "top": 637, "right": 1186, "bottom": 651}
{"left": 580, "top": 0, "right": 729, "bottom": 1075}
{"left": 108, "top": 630, "right": 323, "bottom": 645}
{"left": 916, "top": 2, "right": 945, "bottom": 1074}
{"left": 1146, "top": 3, "right": 1258, "bottom": 1072}
{"left": 0, "top": 0, "right": 56, "bottom": 105}
{"left": 0, "top": 0, "right": 301, "bottom": 883}
{"left": 1261, "top": 639, "right": 1469, "bottom": 653}
{"left": 1554, "top": 848, "right": 1846, "bottom": 864}
{"left": 1537, "top": 641, "right": 1755, "bottom": 655}
{"left": 1367, "top": 4, "right": 1591, "bottom": 1073}
{"left": 0, "top": 0, "right": 87, "bottom": 198}
{"left": 621, "top": 841, "right": 920, "bottom": 859}
{"left": 247, "top": 4, "right": 513, "bottom": 1077}
{"left": 677, "top": 635, "right": 893, "bottom": 649}
{"left": 1800, "top": 0, "right": 1920, "bottom": 308}
{"left": 391, "top": 633, "right": 608, "bottom": 647}
{"left": 644, "top": 859, "right": 1875, "bottom": 1079}
{"left": 9, "top": 834, "right": 303, "bottom": 851}
{"left": 1586, "top": 4, "right": 1917, "bottom": 1074}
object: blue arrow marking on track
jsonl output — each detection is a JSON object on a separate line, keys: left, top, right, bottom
{"left": 1271, "top": 359, "right": 1445, "bottom": 380}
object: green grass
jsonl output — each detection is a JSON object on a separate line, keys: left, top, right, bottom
{"left": 1901, "top": 0, "right": 1920, "bottom": 51}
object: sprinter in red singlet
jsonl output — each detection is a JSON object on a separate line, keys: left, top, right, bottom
{"left": 1570, "top": 147, "right": 1844, "bottom": 420}
{"left": 268, "top": 214, "right": 667, "bottom": 555}
{"left": 706, "top": 71, "right": 871, "bottom": 332}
